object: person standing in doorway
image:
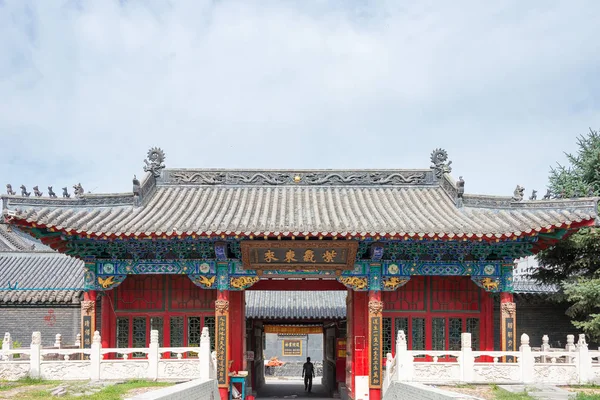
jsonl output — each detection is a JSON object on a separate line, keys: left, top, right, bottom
{"left": 302, "top": 357, "right": 314, "bottom": 392}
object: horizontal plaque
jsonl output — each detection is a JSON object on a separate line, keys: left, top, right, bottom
{"left": 282, "top": 340, "right": 303, "bottom": 356}
{"left": 241, "top": 241, "right": 358, "bottom": 271}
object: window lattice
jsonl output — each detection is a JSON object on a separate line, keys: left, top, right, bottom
{"left": 170, "top": 276, "right": 216, "bottom": 310}
{"left": 431, "top": 277, "right": 480, "bottom": 311}
{"left": 204, "top": 316, "right": 216, "bottom": 352}
{"left": 449, "top": 318, "right": 462, "bottom": 350}
{"left": 383, "top": 277, "right": 426, "bottom": 311}
{"left": 466, "top": 318, "right": 480, "bottom": 350}
{"left": 116, "top": 317, "right": 129, "bottom": 348}
{"left": 432, "top": 318, "right": 446, "bottom": 351}
{"left": 132, "top": 317, "right": 147, "bottom": 358}
{"left": 188, "top": 317, "right": 201, "bottom": 357}
{"left": 382, "top": 317, "right": 392, "bottom": 357}
{"left": 411, "top": 318, "right": 425, "bottom": 351}
{"left": 116, "top": 275, "right": 164, "bottom": 311}
{"left": 151, "top": 317, "right": 163, "bottom": 346}
{"left": 170, "top": 316, "right": 184, "bottom": 357}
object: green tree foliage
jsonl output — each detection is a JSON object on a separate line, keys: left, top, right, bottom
{"left": 534, "top": 128, "right": 600, "bottom": 339}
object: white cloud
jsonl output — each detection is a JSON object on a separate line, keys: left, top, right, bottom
{"left": 1, "top": 0, "right": 599, "bottom": 196}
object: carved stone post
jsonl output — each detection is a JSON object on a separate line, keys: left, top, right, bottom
{"left": 81, "top": 291, "right": 97, "bottom": 349}
{"left": 577, "top": 334, "right": 591, "bottom": 384}
{"left": 2, "top": 332, "right": 13, "bottom": 361}
{"left": 30, "top": 332, "right": 42, "bottom": 379}
{"left": 519, "top": 334, "right": 533, "bottom": 383}
{"left": 395, "top": 330, "right": 412, "bottom": 382}
{"left": 215, "top": 289, "right": 230, "bottom": 400}
{"left": 500, "top": 292, "right": 516, "bottom": 357}
{"left": 460, "top": 333, "right": 474, "bottom": 382}
{"left": 90, "top": 331, "right": 101, "bottom": 380}
{"left": 200, "top": 327, "right": 211, "bottom": 381}
{"left": 148, "top": 330, "right": 159, "bottom": 381}
{"left": 368, "top": 291, "right": 383, "bottom": 400}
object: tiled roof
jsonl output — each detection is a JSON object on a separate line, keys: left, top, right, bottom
{"left": 512, "top": 279, "right": 558, "bottom": 294}
{"left": 2, "top": 169, "right": 597, "bottom": 240}
{"left": 0, "top": 224, "right": 52, "bottom": 252}
{"left": 0, "top": 225, "right": 85, "bottom": 304}
{"left": 245, "top": 290, "right": 346, "bottom": 320}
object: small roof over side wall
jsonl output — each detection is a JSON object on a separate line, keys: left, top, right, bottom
{"left": 0, "top": 224, "right": 84, "bottom": 305}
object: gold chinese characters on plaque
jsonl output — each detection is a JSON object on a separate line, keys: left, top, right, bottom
{"left": 241, "top": 241, "right": 359, "bottom": 271}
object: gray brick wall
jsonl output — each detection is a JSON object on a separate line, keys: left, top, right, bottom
{"left": 0, "top": 305, "right": 80, "bottom": 347}
{"left": 493, "top": 296, "right": 582, "bottom": 350}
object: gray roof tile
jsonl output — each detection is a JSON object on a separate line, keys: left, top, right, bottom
{"left": 245, "top": 291, "right": 346, "bottom": 320}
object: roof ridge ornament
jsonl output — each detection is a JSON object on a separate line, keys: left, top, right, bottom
{"left": 6, "top": 184, "right": 15, "bottom": 196}
{"left": 512, "top": 185, "right": 525, "bottom": 202}
{"left": 143, "top": 147, "right": 166, "bottom": 178}
{"left": 430, "top": 148, "right": 452, "bottom": 178}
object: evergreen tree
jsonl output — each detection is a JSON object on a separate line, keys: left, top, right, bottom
{"left": 533, "top": 128, "right": 600, "bottom": 339}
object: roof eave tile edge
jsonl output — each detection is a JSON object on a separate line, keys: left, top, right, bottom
{"left": 5, "top": 214, "right": 594, "bottom": 245}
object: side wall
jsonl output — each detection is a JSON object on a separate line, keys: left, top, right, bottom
{"left": 0, "top": 305, "right": 80, "bottom": 346}
{"left": 493, "top": 295, "right": 581, "bottom": 349}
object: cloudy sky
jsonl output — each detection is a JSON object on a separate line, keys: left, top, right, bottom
{"left": 1, "top": 1, "right": 599, "bottom": 196}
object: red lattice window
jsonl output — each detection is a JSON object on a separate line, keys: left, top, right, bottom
{"left": 169, "top": 275, "right": 215, "bottom": 310}
{"left": 430, "top": 276, "right": 480, "bottom": 312}
{"left": 116, "top": 275, "right": 165, "bottom": 311}
{"left": 383, "top": 276, "right": 426, "bottom": 311}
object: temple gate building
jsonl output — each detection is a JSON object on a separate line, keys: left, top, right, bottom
{"left": 2, "top": 148, "right": 597, "bottom": 400}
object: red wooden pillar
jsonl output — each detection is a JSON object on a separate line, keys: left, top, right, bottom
{"left": 500, "top": 292, "right": 516, "bottom": 352}
{"left": 368, "top": 290, "right": 382, "bottom": 400}
{"left": 81, "top": 290, "right": 97, "bottom": 349}
{"left": 352, "top": 291, "right": 369, "bottom": 400}
{"left": 216, "top": 290, "right": 230, "bottom": 400}
{"left": 229, "top": 291, "right": 246, "bottom": 374}
{"left": 100, "top": 291, "right": 112, "bottom": 354}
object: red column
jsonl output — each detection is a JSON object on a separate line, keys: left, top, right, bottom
{"left": 216, "top": 290, "right": 230, "bottom": 400}
{"left": 352, "top": 291, "right": 369, "bottom": 399}
{"left": 368, "top": 291, "right": 382, "bottom": 400}
{"left": 101, "top": 291, "right": 112, "bottom": 355}
{"left": 500, "top": 292, "right": 516, "bottom": 353}
{"left": 229, "top": 291, "right": 246, "bottom": 374}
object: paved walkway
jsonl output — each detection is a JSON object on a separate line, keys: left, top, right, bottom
{"left": 499, "top": 385, "right": 575, "bottom": 400}
{"left": 257, "top": 377, "right": 332, "bottom": 399}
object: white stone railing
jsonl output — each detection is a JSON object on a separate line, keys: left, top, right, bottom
{"left": 0, "top": 328, "right": 216, "bottom": 382}
{"left": 382, "top": 330, "right": 600, "bottom": 396}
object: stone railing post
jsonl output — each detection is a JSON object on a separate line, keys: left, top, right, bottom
{"left": 148, "top": 330, "right": 159, "bottom": 381}
{"left": 519, "top": 334, "right": 534, "bottom": 384}
{"left": 2, "top": 332, "right": 13, "bottom": 361}
{"left": 54, "top": 334, "right": 62, "bottom": 349}
{"left": 30, "top": 332, "right": 42, "bottom": 378}
{"left": 540, "top": 335, "right": 550, "bottom": 363}
{"left": 90, "top": 331, "right": 101, "bottom": 380}
{"left": 566, "top": 334, "right": 576, "bottom": 364}
{"left": 460, "top": 333, "right": 474, "bottom": 382}
{"left": 199, "top": 327, "right": 211, "bottom": 380}
{"left": 577, "top": 334, "right": 591, "bottom": 384}
{"left": 396, "top": 330, "right": 412, "bottom": 382}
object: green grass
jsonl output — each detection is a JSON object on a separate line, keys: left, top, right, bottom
{"left": 0, "top": 379, "right": 173, "bottom": 400}
{"left": 0, "top": 377, "right": 54, "bottom": 391}
{"left": 492, "top": 386, "right": 533, "bottom": 400}
{"left": 576, "top": 394, "right": 600, "bottom": 400}
{"left": 59, "top": 380, "right": 173, "bottom": 400}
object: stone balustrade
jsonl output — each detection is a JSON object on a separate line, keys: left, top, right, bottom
{"left": 383, "top": 330, "right": 600, "bottom": 396}
{"left": 0, "top": 328, "right": 216, "bottom": 382}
